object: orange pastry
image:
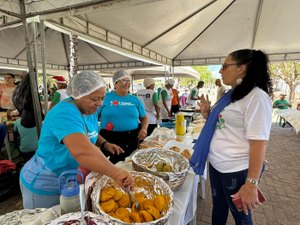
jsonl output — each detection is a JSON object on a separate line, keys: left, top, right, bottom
{"left": 117, "top": 192, "right": 130, "bottom": 208}
{"left": 115, "top": 207, "right": 130, "bottom": 218}
{"left": 113, "top": 189, "right": 123, "bottom": 201}
{"left": 100, "top": 199, "right": 116, "bottom": 213}
{"left": 131, "top": 202, "right": 143, "bottom": 212}
{"left": 153, "top": 195, "right": 166, "bottom": 212}
{"left": 129, "top": 211, "right": 143, "bottom": 223}
{"left": 100, "top": 187, "right": 116, "bottom": 201}
{"left": 142, "top": 199, "right": 154, "bottom": 208}
{"left": 145, "top": 205, "right": 161, "bottom": 220}
{"left": 134, "top": 193, "right": 146, "bottom": 203}
{"left": 139, "top": 210, "right": 153, "bottom": 222}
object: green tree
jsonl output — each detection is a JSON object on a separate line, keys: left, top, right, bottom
{"left": 269, "top": 61, "right": 300, "bottom": 103}
{"left": 192, "top": 66, "right": 214, "bottom": 87}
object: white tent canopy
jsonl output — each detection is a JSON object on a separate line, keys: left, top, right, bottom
{"left": 1, "top": 0, "right": 300, "bottom": 70}
{"left": 128, "top": 66, "right": 199, "bottom": 80}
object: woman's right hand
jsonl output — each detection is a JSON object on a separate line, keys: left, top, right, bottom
{"left": 113, "top": 168, "right": 134, "bottom": 188}
{"left": 199, "top": 94, "right": 211, "bottom": 118}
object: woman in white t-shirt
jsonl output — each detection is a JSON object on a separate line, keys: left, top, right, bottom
{"left": 192, "top": 49, "right": 273, "bottom": 225}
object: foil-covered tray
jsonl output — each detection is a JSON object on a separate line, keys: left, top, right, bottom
{"left": 131, "top": 148, "right": 190, "bottom": 190}
{"left": 91, "top": 171, "right": 173, "bottom": 225}
{"left": 44, "top": 211, "right": 111, "bottom": 225}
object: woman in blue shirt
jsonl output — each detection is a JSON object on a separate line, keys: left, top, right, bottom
{"left": 100, "top": 70, "right": 148, "bottom": 164}
{"left": 20, "top": 71, "right": 133, "bottom": 209}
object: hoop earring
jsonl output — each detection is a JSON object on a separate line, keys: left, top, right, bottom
{"left": 236, "top": 78, "right": 243, "bottom": 85}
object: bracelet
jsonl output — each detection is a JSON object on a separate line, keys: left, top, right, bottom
{"left": 246, "top": 177, "right": 259, "bottom": 187}
{"left": 101, "top": 140, "right": 108, "bottom": 150}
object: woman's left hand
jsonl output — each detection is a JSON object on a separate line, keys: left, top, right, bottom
{"left": 138, "top": 128, "right": 147, "bottom": 140}
{"left": 105, "top": 142, "right": 124, "bottom": 155}
{"left": 232, "top": 183, "right": 261, "bottom": 214}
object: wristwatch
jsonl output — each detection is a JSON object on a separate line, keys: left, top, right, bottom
{"left": 246, "top": 177, "right": 259, "bottom": 187}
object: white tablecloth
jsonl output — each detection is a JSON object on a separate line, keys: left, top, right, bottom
{"left": 116, "top": 161, "right": 199, "bottom": 225}
{"left": 274, "top": 109, "right": 300, "bottom": 133}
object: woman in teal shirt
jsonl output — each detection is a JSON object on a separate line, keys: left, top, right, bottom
{"left": 20, "top": 71, "right": 133, "bottom": 209}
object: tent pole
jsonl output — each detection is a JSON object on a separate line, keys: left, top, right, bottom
{"left": 40, "top": 20, "right": 49, "bottom": 114}
{"left": 69, "top": 34, "right": 78, "bottom": 78}
{"left": 20, "top": 0, "right": 43, "bottom": 137}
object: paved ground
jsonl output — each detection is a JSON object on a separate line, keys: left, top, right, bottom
{"left": 196, "top": 122, "right": 300, "bottom": 225}
{"left": 1, "top": 121, "right": 300, "bottom": 225}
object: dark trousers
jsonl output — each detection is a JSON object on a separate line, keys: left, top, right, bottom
{"left": 171, "top": 104, "right": 180, "bottom": 115}
{"left": 209, "top": 163, "right": 253, "bottom": 225}
{"left": 147, "top": 124, "right": 157, "bottom": 136}
{"left": 99, "top": 128, "right": 139, "bottom": 164}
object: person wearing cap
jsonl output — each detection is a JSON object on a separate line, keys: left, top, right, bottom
{"left": 158, "top": 79, "right": 174, "bottom": 121}
{"left": 0, "top": 73, "right": 16, "bottom": 111}
{"left": 99, "top": 70, "right": 148, "bottom": 164}
{"left": 49, "top": 76, "right": 69, "bottom": 110}
{"left": 273, "top": 93, "right": 291, "bottom": 109}
{"left": 186, "top": 80, "right": 205, "bottom": 107}
{"left": 137, "top": 77, "right": 160, "bottom": 136}
{"left": 273, "top": 93, "right": 292, "bottom": 127}
{"left": 20, "top": 71, "right": 133, "bottom": 209}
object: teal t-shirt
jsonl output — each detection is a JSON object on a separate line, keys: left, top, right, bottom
{"left": 13, "top": 118, "right": 38, "bottom": 152}
{"left": 100, "top": 91, "right": 146, "bottom": 131}
{"left": 20, "top": 98, "right": 101, "bottom": 195}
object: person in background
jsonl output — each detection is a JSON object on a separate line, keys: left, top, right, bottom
{"left": 186, "top": 81, "right": 204, "bottom": 107}
{"left": 273, "top": 93, "right": 292, "bottom": 127}
{"left": 137, "top": 77, "right": 160, "bottom": 136}
{"left": 215, "top": 78, "right": 226, "bottom": 102}
{"left": 99, "top": 70, "right": 148, "bottom": 164}
{"left": 13, "top": 110, "right": 38, "bottom": 163}
{"left": 158, "top": 79, "right": 174, "bottom": 121}
{"left": 49, "top": 76, "right": 69, "bottom": 110}
{"left": 273, "top": 93, "right": 291, "bottom": 109}
{"left": 191, "top": 49, "right": 273, "bottom": 225}
{"left": 180, "top": 89, "right": 189, "bottom": 107}
{"left": 171, "top": 87, "right": 180, "bottom": 115}
{"left": 0, "top": 74, "right": 16, "bottom": 111}
{"left": 20, "top": 71, "right": 133, "bottom": 209}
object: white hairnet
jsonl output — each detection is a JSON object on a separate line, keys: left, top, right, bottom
{"left": 165, "top": 79, "right": 175, "bottom": 86}
{"left": 112, "top": 70, "right": 130, "bottom": 84}
{"left": 143, "top": 77, "right": 155, "bottom": 88}
{"left": 66, "top": 71, "right": 106, "bottom": 99}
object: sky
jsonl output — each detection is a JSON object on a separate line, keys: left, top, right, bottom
{"left": 208, "top": 65, "right": 221, "bottom": 78}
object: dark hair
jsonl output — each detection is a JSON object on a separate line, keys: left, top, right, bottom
{"left": 6, "top": 73, "right": 15, "bottom": 78}
{"left": 197, "top": 81, "right": 204, "bottom": 86}
{"left": 229, "top": 49, "right": 273, "bottom": 102}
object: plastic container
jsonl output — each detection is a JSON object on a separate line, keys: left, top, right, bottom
{"left": 175, "top": 113, "right": 186, "bottom": 135}
{"left": 58, "top": 169, "right": 84, "bottom": 215}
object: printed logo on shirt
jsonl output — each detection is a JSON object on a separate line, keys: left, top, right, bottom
{"left": 216, "top": 112, "right": 226, "bottom": 129}
{"left": 111, "top": 101, "right": 119, "bottom": 106}
{"left": 88, "top": 131, "right": 98, "bottom": 139}
{"left": 110, "top": 100, "right": 134, "bottom": 107}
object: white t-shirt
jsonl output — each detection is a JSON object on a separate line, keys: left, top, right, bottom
{"left": 209, "top": 87, "right": 272, "bottom": 173}
{"left": 216, "top": 85, "right": 226, "bottom": 102}
{"left": 186, "top": 87, "right": 199, "bottom": 106}
{"left": 158, "top": 87, "right": 173, "bottom": 119}
{"left": 137, "top": 89, "right": 158, "bottom": 124}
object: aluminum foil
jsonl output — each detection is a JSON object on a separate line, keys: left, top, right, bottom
{"left": 91, "top": 171, "right": 174, "bottom": 225}
{"left": 132, "top": 148, "right": 190, "bottom": 182}
{"left": 44, "top": 211, "right": 111, "bottom": 225}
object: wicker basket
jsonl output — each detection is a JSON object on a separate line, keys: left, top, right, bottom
{"left": 131, "top": 148, "right": 190, "bottom": 190}
{"left": 91, "top": 171, "right": 174, "bottom": 225}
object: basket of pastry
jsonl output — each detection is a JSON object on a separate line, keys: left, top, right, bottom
{"left": 91, "top": 171, "right": 173, "bottom": 225}
{"left": 131, "top": 148, "right": 190, "bottom": 190}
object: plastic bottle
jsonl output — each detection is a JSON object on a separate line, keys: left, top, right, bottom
{"left": 175, "top": 113, "right": 186, "bottom": 135}
{"left": 58, "top": 169, "right": 84, "bottom": 215}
